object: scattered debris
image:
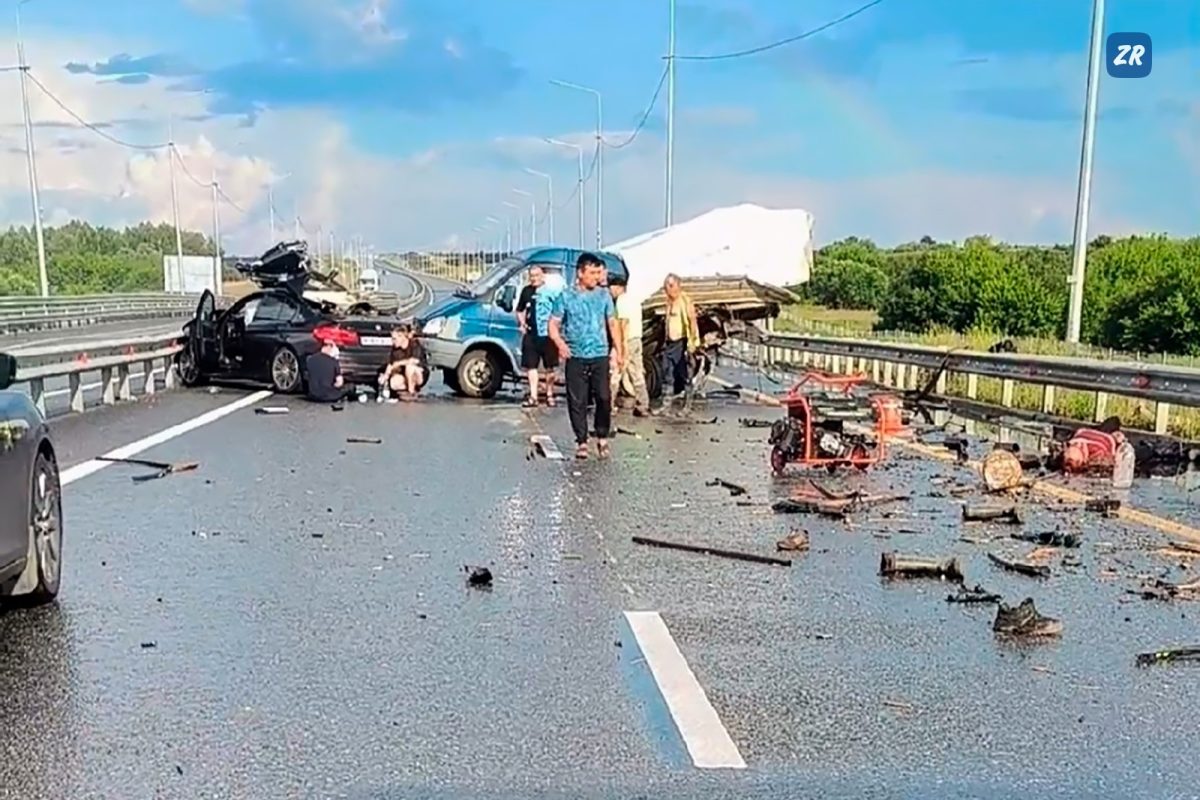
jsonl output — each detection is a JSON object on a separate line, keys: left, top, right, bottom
{"left": 616, "top": 427, "right": 642, "bottom": 438}
{"left": 1010, "top": 530, "right": 1081, "bottom": 548}
{"left": 331, "top": 403, "right": 345, "bottom": 412}
{"left": 96, "top": 456, "right": 199, "bottom": 483}
{"left": 530, "top": 434, "right": 564, "bottom": 460}
{"left": 706, "top": 477, "right": 747, "bottom": 497}
{"left": 962, "top": 503, "right": 1024, "bottom": 525}
{"left": 739, "top": 418, "right": 773, "bottom": 428}
{"left": 944, "top": 435, "right": 970, "bottom": 463}
{"left": 1085, "top": 497, "right": 1121, "bottom": 517}
{"left": 140, "top": 641, "right": 157, "bottom": 649}
{"left": 980, "top": 449, "right": 1023, "bottom": 491}
{"left": 993, "top": 598, "right": 1062, "bottom": 637}
{"left": 774, "top": 483, "right": 910, "bottom": 517}
{"left": 1168, "top": 540, "right": 1200, "bottom": 556}
{"left": 466, "top": 566, "right": 494, "bottom": 588}
{"left": 346, "top": 436, "right": 383, "bottom": 444}
{"left": 776, "top": 531, "right": 810, "bottom": 552}
{"left": 987, "top": 551, "right": 1051, "bottom": 578}
{"left": 882, "top": 699, "right": 915, "bottom": 713}
{"left": 1136, "top": 646, "right": 1200, "bottom": 666}
{"left": 632, "top": 535, "right": 792, "bottom": 567}
{"left": 946, "top": 584, "right": 1003, "bottom": 604}
{"left": 255, "top": 406, "right": 290, "bottom": 415}
{"left": 879, "top": 551, "right": 964, "bottom": 582}
{"left": 1133, "top": 577, "right": 1200, "bottom": 601}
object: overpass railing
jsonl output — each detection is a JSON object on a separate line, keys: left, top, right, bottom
{"left": 733, "top": 331, "right": 1200, "bottom": 437}
{"left": 0, "top": 293, "right": 201, "bottom": 335}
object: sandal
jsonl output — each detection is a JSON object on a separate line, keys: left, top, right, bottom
{"left": 522, "top": 396, "right": 538, "bottom": 408}
{"left": 575, "top": 443, "right": 589, "bottom": 460}
{"left": 546, "top": 395, "right": 556, "bottom": 407}
{"left": 597, "top": 440, "right": 611, "bottom": 459}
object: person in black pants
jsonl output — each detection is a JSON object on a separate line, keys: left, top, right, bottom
{"left": 305, "top": 340, "right": 351, "bottom": 404}
{"left": 548, "top": 253, "right": 625, "bottom": 460}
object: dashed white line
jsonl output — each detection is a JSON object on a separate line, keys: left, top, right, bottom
{"left": 61, "top": 389, "right": 273, "bottom": 486}
{"left": 623, "top": 610, "right": 746, "bottom": 770}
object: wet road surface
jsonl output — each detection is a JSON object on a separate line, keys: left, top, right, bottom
{"left": 2, "top": 367, "right": 1200, "bottom": 798}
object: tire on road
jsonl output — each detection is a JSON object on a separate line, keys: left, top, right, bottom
{"left": 176, "top": 346, "right": 206, "bottom": 387}
{"left": 643, "top": 348, "right": 664, "bottom": 401}
{"left": 270, "top": 346, "right": 303, "bottom": 394}
{"left": 455, "top": 348, "right": 503, "bottom": 399}
{"left": 19, "top": 450, "right": 63, "bottom": 606}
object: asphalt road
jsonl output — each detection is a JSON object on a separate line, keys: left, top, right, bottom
{"left": 2, "top": 363, "right": 1200, "bottom": 798}
{"left": 0, "top": 318, "right": 186, "bottom": 353}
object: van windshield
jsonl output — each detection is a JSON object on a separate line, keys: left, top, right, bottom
{"left": 464, "top": 256, "right": 523, "bottom": 297}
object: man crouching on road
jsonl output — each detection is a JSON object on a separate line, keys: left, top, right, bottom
{"left": 306, "top": 337, "right": 349, "bottom": 403}
{"left": 378, "top": 324, "right": 428, "bottom": 401}
{"left": 549, "top": 252, "right": 624, "bottom": 460}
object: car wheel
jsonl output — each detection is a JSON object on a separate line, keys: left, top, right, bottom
{"left": 270, "top": 347, "right": 302, "bottom": 393}
{"left": 442, "top": 368, "right": 463, "bottom": 395}
{"left": 456, "top": 349, "right": 502, "bottom": 399}
{"left": 24, "top": 451, "right": 63, "bottom": 604}
{"left": 643, "top": 349, "right": 663, "bottom": 401}
{"left": 176, "top": 346, "right": 205, "bottom": 387}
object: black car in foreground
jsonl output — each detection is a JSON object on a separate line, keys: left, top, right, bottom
{"left": 176, "top": 241, "right": 426, "bottom": 393}
{"left": 0, "top": 352, "right": 63, "bottom": 607}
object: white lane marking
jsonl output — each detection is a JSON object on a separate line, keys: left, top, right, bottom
{"left": 60, "top": 389, "right": 273, "bottom": 486}
{"left": 623, "top": 610, "right": 746, "bottom": 770}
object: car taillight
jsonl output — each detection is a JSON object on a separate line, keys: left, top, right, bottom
{"left": 313, "top": 324, "right": 360, "bottom": 347}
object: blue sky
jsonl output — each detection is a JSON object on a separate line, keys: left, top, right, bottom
{"left": 0, "top": 0, "right": 1196, "bottom": 251}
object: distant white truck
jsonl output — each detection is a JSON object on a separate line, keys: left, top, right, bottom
{"left": 359, "top": 268, "right": 380, "bottom": 293}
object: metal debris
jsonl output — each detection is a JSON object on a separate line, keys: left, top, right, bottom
{"left": 946, "top": 584, "right": 1003, "bottom": 604}
{"left": 963, "top": 503, "right": 1024, "bottom": 525}
{"left": 96, "top": 456, "right": 199, "bottom": 483}
{"left": 776, "top": 531, "right": 810, "bottom": 552}
{"left": 632, "top": 535, "right": 792, "bottom": 567}
{"left": 466, "top": 565, "right": 494, "bottom": 588}
{"left": 1010, "top": 530, "right": 1081, "bottom": 548}
{"left": 987, "top": 551, "right": 1051, "bottom": 578}
{"left": 993, "top": 598, "right": 1062, "bottom": 637}
{"left": 346, "top": 436, "right": 383, "bottom": 444}
{"left": 879, "top": 551, "right": 964, "bottom": 582}
{"left": 255, "top": 406, "right": 290, "bottom": 415}
{"left": 1136, "top": 646, "right": 1200, "bottom": 666}
{"left": 706, "top": 477, "right": 747, "bottom": 497}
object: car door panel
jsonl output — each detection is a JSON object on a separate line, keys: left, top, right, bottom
{"left": 0, "top": 392, "right": 36, "bottom": 569}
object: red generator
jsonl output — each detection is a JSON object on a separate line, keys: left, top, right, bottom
{"left": 768, "top": 370, "right": 904, "bottom": 474}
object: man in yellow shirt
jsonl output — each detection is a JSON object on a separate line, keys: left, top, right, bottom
{"left": 607, "top": 273, "right": 650, "bottom": 416}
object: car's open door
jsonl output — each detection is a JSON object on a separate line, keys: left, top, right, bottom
{"left": 193, "top": 290, "right": 219, "bottom": 368}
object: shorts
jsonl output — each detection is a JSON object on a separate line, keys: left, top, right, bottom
{"left": 520, "top": 333, "right": 560, "bottom": 370}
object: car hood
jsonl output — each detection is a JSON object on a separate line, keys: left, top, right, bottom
{"left": 415, "top": 294, "right": 474, "bottom": 326}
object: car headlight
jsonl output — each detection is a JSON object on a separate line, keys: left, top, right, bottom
{"left": 422, "top": 317, "right": 445, "bottom": 336}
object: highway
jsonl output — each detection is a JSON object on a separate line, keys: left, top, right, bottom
{"left": 3, "top": 268, "right": 1200, "bottom": 798}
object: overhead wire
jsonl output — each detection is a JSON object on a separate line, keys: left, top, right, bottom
{"left": 674, "top": 0, "right": 884, "bottom": 61}
{"left": 602, "top": 64, "right": 669, "bottom": 150}
{"left": 25, "top": 70, "right": 170, "bottom": 150}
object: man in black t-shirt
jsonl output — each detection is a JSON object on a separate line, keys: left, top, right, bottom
{"left": 305, "top": 340, "right": 349, "bottom": 403}
{"left": 379, "top": 324, "right": 428, "bottom": 400}
{"left": 515, "top": 266, "right": 558, "bottom": 407}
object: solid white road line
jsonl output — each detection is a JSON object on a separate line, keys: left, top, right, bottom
{"left": 623, "top": 610, "right": 746, "bottom": 770}
{"left": 60, "top": 389, "right": 273, "bottom": 486}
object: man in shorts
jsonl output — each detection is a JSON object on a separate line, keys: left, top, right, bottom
{"left": 516, "top": 266, "right": 559, "bottom": 406}
{"left": 378, "top": 324, "right": 428, "bottom": 401}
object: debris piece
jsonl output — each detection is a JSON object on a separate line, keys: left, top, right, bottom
{"left": 879, "top": 551, "right": 964, "bottom": 582}
{"left": 562, "top": 553, "right": 584, "bottom": 561}
{"left": 346, "top": 436, "right": 383, "bottom": 444}
{"left": 310, "top": 533, "right": 324, "bottom": 539}
{"left": 631, "top": 535, "right": 792, "bottom": 567}
{"left": 882, "top": 699, "right": 915, "bottom": 712}
{"left": 1085, "top": 497, "right": 1120, "bottom": 517}
{"left": 1031, "top": 665, "right": 1056, "bottom": 675}
{"left": 774, "top": 489, "right": 910, "bottom": 517}
{"left": 466, "top": 565, "right": 493, "bottom": 588}
{"left": 739, "top": 418, "right": 773, "bottom": 428}
{"left": 616, "top": 427, "right": 641, "bottom": 438}
{"left": 946, "top": 584, "right": 1003, "bottom": 604}
{"left": 530, "top": 434, "right": 564, "bottom": 460}
{"left": 812, "top": 632, "right": 834, "bottom": 640}
{"left": 140, "top": 641, "right": 157, "bottom": 649}
{"left": 963, "top": 503, "right": 1024, "bottom": 525}
{"left": 1136, "top": 646, "right": 1200, "bottom": 666}
{"left": 776, "top": 531, "right": 810, "bottom": 552}
{"left": 1134, "top": 577, "right": 1200, "bottom": 601}
{"left": 944, "top": 434, "right": 970, "bottom": 463}
{"left": 255, "top": 406, "right": 290, "bottom": 415}
{"left": 993, "top": 598, "right": 1062, "bottom": 637}
{"left": 980, "top": 449, "right": 1023, "bottom": 491}
{"left": 669, "top": 502, "right": 687, "bottom": 510}
{"left": 1010, "top": 530, "right": 1081, "bottom": 548}
{"left": 330, "top": 403, "right": 345, "bottom": 412}
{"left": 706, "top": 477, "right": 747, "bottom": 497}
{"left": 96, "top": 456, "right": 199, "bottom": 483}
{"left": 987, "top": 551, "right": 1051, "bottom": 578}
{"left": 1168, "top": 540, "right": 1200, "bottom": 556}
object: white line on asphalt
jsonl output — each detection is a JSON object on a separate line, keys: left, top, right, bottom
{"left": 60, "top": 389, "right": 273, "bottom": 486}
{"left": 623, "top": 610, "right": 746, "bottom": 770}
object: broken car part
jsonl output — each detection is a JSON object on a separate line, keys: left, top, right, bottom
{"left": 1010, "top": 530, "right": 1081, "bottom": 548}
{"left": 346, "top": 436, "right": 383, "bottom": 444}
{"left": 706, "top": 477, "right": 747, "bottom": 497}
{"left": 632, "top": 535, "right": 792, "bottom": 567}
{"left": 879, "top": 551, "right": 965, "bottom": 582}
{"left": 96, "top": 456, "right": 199, "bottom": 483}
{"left": 466, "top": 566, "right": 493, "bottom": 588}
{"left": 987, "top": 551, "right": 1051, "bottom": 578}
{"left": 962, "top": 503, "right": 1024, "bottom": 525}
{"left": 1136, "top": 646, "right": 1200, "bottom": 666}
{"left": 776, "top": 531, "right": 810, "bottom": 552}
{"left": 993, "top": 598, "right": 1062, "bottom": 637}
{"left": 946, "top": 584, "right": 1003, "bottom": 604}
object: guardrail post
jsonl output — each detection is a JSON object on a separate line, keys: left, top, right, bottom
{"left": 30, "top": 378, "right": 47, "bottom": 416}
{"left": 116, "top": 364, "right": 132, "bottom": 402}
{"left": 872, "top": 359, "right": 882, "bottom": 384}
{"left": 1001, "top": 379, "right": 1015, "bottom": 408}
{"left": 142, "top": 359, "right": 157, "bottom": 396}
{"left": 1094, "top": 391, "right": 1109, "bottom": 423}
{"left": 68, "top": 374, "right": 84, "bottom": 413}
{"left": 831, "top": 355, "right": 842, "bottom": 374}
{"left": 966, "top": 373, "right": 978, "bottom": 400}
{"left": 936, "top": 370, "right": 948, "bottom": 395}
{"left": 1041, "top": 385, "right": 1056, "bottom": 414}
{"left": 101, "top": 367, "right": 116, "bottom": 405}
{"left": 895, "top": 362, "right": 907, "bottom": 388}
{"left": 1154, "top": 402, "right": 1171, "bottom": 435}
{"left": 164, "top": 359, "right": 178, "bottom": 390}
{"left": 883, "top": 361, "right": 895, "bottom": 387}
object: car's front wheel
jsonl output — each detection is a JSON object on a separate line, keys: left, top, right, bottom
{"left": 456, "top": 349, "right": 503, "bottom": 399}
{"left": 176, "top": 346, "right": 205, "bottom": 387}
{"left": 25, "top": 451, "right": 63, "bottom": 604}
{"left": 270, "top": 346, "right": 303, "bottom": 393}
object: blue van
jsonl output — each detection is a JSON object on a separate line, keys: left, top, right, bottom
{"left": 416, "top": 246, "right": 629, "bottom": 398}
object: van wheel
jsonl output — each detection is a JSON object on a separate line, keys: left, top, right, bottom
{"left": 442, "top": 368, "right": 463, "bottom": 395}
{"left": 457, "top": 349, "right": 502, "bottom": 399}
{"left": 643, "top": 350, "right": 663, "bottom": 401}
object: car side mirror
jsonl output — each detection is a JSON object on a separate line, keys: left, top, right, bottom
{"left": 497, "top": 284, "right": 517, "bottom": 313}
{"left": 0, "top": 353, "right": 17, "bottom": 391}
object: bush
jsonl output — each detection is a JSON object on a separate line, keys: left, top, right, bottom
{"left": 808, "top": 258, "right": 889, "bottom": 310}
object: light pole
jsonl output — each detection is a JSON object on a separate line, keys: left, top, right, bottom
{"left": 266, "top": 172, "right": 291, "bottom": 243}
{"left": 166, "top": 116, "right": 185, "bottom": 291}
{"left": 1065, "top": 0, "right": 1106, "bottom": 344}
{"left": 513, "top": 188, "right": 536, "bottom": 245}
{"left": 546, "top": 138, "right": 585, "bottom": 247}
{"left": 485, "top": 215, "right": 502, "bottom": 258}
{"left": 210, "top": 168, "right": 222, "bottom": 295}
{"left": 550, "top": 79, "right": 603, "bottom": 247}
{"left": 472, "top": 225, "right": 485, "bottom": 280}
{"left": 665, "top": 0, "right": 677, "bottom": 227}
{"left": 503, "top": 201, "right": 524, "bottom": 249}
{"left": 293, "top": 198, "right": 301, "bottom": 242}
{"left": 525, "top": 168, "right": 554, "bottom": 243}
{"left": 16, "top": 0, "right": 48, "bottom": 297}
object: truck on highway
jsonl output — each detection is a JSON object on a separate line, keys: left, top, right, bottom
{"left": 415, "top": 203, "right": 813, "bottom": 400}
{"left": 359, "top": 268, "right": 380, "bottom": 294}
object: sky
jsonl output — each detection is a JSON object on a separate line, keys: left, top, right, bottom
{"left": 0, "top": 0, "right": 1196, "bottom": 254}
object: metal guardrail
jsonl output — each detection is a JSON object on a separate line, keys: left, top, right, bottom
{"left": 0, "top": 292, "right": 202, "bottom": 335}
{"left": 736, "top": 331, "right": 1200, "bottom": 436}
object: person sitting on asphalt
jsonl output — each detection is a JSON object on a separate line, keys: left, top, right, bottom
{"left": 378, "top": 324, "right": 428, "bottom": 401}
{"left": 305, "top": 338, "right": 349, "bottom": 403}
